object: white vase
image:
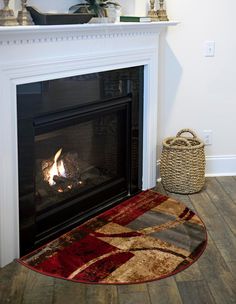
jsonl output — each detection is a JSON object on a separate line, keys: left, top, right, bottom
{"left": 106, "top": 5, "right": 121, "bottom": 23}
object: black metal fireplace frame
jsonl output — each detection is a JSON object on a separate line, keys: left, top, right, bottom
{"left": 17, "top": 67, "right": 144, "bottom": 255}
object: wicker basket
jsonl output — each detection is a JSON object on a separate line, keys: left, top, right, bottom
{"left": 160, "top": 129, "right": 205, "bottom": 194}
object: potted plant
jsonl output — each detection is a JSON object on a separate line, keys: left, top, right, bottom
{"left": 87, "top": 0, "right": 120, "bottom": 17}
{"left": 70, "top": 0, "right": 120, "bottom": 19}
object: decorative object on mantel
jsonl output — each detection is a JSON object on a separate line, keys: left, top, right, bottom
{"left": 160, "top": 129, "right": 205, "bottom": 194}
{"left": 148, "top": 0, "right": 158, "bottom": 21}
{"left": 26, "top": 6, "right": 94, "bottom": 25}
{"left": 70, "top": 0, "right": 120, "bottom": 23}
{"left": 18, "top": 190, "right": 207, "bottom": 284}
{"left": 106, "top": 2, "right": 121, "bottom": 23}
{"left": 85, "top": 0, "right": 120, "bottom": 17}
{"left": 17, "top": 0, "right": 34, "bottom": 25}
{"left": 157, "top": 0, "right": 169, "bottom": 21}
{"left": 0, "top": 0, "right": 19, "bottom": 26}
{"left": 120, "top": 16, "right": 151, "bottom": 23}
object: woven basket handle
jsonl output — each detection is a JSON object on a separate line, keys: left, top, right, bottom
{"left": 176, "top": 128, "right": 197, "bottom": 138}
{"left": 169, "top": 137, "right": 191, "bottom": 147}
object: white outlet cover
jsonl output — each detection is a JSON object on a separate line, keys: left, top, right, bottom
{"left": 204, "top": 41, "right": 215, "bottom": 57}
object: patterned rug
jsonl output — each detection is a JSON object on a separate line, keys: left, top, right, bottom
{"left": 18, "top": 190, "right": 207, "bottom": 284}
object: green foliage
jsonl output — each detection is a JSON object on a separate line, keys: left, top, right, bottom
{"left": 85, "top": 0, "right": 120, "bottom": 17}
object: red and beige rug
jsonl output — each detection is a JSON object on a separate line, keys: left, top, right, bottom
{"left": 18, "top": 190, "right": 207, "bottom": 284}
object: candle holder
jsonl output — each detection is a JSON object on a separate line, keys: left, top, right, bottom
{"left": 17, "top": 0, "right": 34, "bottom": 25}
{"left": 0, "top": 0, "right": 19, "bottom": 26}
{"left": 157, "top": 0, "right": 169, "bottom": 21}
{"left": 148, "top": 0, "right": 158, "bottom": 21}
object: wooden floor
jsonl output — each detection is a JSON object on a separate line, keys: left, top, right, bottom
{"left": 0, "top": 177, "right": 236, "bottom": 304}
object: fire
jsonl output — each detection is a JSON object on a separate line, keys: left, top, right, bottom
{"left": 48, "top": 148, "right": 66, "bottom": 186}
{"left": 41, "top": 148, "right": 81, "bottom": 193}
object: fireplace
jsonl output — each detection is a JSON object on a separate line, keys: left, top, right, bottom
{"left": 0, "top": 21, "right": 176, "bottom": 266}
{"left": 17, "top": 67, "right": 143, "bottom": 255}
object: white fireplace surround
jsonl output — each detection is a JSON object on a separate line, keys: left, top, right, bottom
{"left": 0, "top": 21, "right": 176, "bottom": 267}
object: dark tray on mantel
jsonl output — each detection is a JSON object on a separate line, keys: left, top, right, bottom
{"left": 27, "top": 6, "right": 94, "bottom": 25}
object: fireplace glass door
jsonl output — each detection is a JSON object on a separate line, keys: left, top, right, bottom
{"left": 34, "top": 101, "right": 130, "bottom": 235}
{"left": 35, "top": 108, "right": 127, "bottom": 213}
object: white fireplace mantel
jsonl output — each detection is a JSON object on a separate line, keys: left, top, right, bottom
{"left": 0, "top": 21, "right": 177, "bottom": 267}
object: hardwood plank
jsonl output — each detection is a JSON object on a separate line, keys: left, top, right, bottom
{"left": 216, "top": 176, "right": 236, "bottom": 203}
{"left": 196, "top": 236, "right": 231, "bottom": 278}
{"left": 0, "top": 261, "right": 28, "bottom": 304}
{"left": 118, "top": 292, "right": 150, "bottom": 304}
{"left": 117, "top": 283, "right": 148, "bottom": 293}
{"left": 189, "top": 190, "right": 219, "bottom": 220}
{"left": 175, "top": 262, "right": 203, "bottom": 282}
{"left": 21, "top": 270, "right": 54, "bottom": 304}
{"left": 0, "top": 262, "right": 18, "bottom": 298}
{"left": 205, "top": 178, "right": 236, "bottom": 235}
{"left": 177, "top": 280, "right": 216, "bottom": 304}
{"left": 53, "top": 280, "right": 86, "bottom": 304}
{"left": 227, "top": 261, "right": 236, "bottom": 280}
{"left": 195, "top": 236, "right": 236, "bottom": 304}
{"left": 206, "top": 272, "right": 236, "bottom": 304}
{"left": 176, "top": 223, "right": 236, "bottom": 303}
{"left": 189, "top": 189, "right": 236, "bottom": 262}
{"left": 85, "top": 285, "right": 118, "bottom": 304}
{"left": 118, "top": 283, "right": 150, "bottom": 304}
{"left": 213, "top": 237, "right": 236, "bottom": 264}
{"left": 148, "top": 277, "right": 182, "bottom": 304}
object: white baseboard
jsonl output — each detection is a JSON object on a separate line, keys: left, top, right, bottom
{"left": 157, "top": 155, "right": 236, "bottom": 178}
{"left": 205, "top": 155, "right": 236, "bottom": 177}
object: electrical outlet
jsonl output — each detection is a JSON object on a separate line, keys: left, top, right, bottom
{"left": 204, "top": 41, "right": 215, "bottom": 57}
{"left": 203, "top": 130, "right": 213, "bottom": 145}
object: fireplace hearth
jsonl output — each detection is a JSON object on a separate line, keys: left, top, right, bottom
{"left": 17, "top": 67, "right": 143, "bottom": 255}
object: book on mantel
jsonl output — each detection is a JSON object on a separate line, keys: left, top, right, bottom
{"left": 120, "top": 16, "right": 152, "bottom": 23}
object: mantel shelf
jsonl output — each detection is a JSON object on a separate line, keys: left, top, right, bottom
{"left": 0, "top": 21, "right": 178, "bottom": 35}
{"left": 0, "top": 21, "right": 178, "bottom": 47}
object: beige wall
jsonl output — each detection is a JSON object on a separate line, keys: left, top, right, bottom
{"left": 8, "top": 0, "right": 236, "bottom": 174}
{"left": 123, "top": 0, "right": 236, "bottom": 174}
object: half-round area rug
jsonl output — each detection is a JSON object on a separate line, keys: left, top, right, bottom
{"left": 18, "top": 190, "right": 207, "bottom": 284}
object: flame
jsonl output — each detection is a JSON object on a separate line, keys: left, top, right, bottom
{"left": 48, "top": 148, "right": 66, "bottom": 186}
{"left": 58, "top": 160, "right": 66, "bottom": 177}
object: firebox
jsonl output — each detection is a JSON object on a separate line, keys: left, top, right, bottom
{"left": 17, "top": 67, "right": 143, "bottom": 255}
